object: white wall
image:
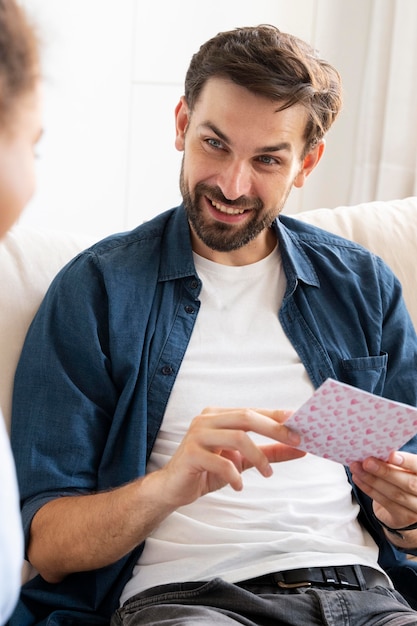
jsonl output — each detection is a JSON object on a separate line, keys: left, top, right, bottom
{"left": 19, "top": 0, "right": 375, "bottom": 238}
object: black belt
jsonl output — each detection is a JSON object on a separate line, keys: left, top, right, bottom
{"left": 237, "top": 565, "right": 388, "bottom": 591}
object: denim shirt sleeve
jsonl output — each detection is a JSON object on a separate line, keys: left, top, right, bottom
{"left": 11, "top": 208, "right": 198, "bottom": 551}
{"left": 9, "top": 208, "right": 201, "bottom": 623}
{"left": 11, "top": 250, "right": 118, "bottom": 541}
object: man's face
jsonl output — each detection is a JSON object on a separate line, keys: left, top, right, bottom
{"left": 0, "top": 85, "right": 43, "bottom": 239}
{"left": 175, "top": 77, "right": 323, "bottom": 265}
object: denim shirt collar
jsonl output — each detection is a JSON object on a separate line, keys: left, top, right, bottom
{"left": 274, "top": 215, "right": 320, "bottom": 295}
{"left": 158, "top": 205, "right": 320, "bottom": 292}
{"left": 158, "top": 206, "right": 198, "bottom": 282}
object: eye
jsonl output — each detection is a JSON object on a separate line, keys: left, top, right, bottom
{"left": 257, "top": 155, "right": 280, "bottom": 166}
{"left": 206, "top": 137, "right": 225, "bottom": 150}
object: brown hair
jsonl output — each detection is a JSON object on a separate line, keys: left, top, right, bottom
{"left": 184, "top": 24, "right": 342, "bottom": 154}
{"left": 0, "top": 0, "right": 39, "bottom": 126}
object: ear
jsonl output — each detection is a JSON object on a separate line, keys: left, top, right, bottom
{"left": 174, "top": 96, "right": 189, "bottom": 152}
{"left": 293, "top": 140, "right": 325, "bottom": 188}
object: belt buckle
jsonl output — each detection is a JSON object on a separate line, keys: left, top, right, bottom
{"left": 276, "top": 579, "right": 312, "bottom": 589}
{"left": 273, "top": 571, "right": 312, "bottom": 589}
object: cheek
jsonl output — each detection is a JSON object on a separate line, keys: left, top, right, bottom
{"left": 0, "top": 189, "right": 22, "bottom": 238}
{"left": 0, "top": 151, "right": 36, "bottom": 237}
{"left": 183, "top": 149, "right": 217, "bottom": 191}
{"left": 20, "top": 153, "right": 37, "bottom": 205}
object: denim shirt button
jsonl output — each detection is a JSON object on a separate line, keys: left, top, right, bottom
{"left": 161, "top": 365, "right": 173, "bottom": 376}
{"left": 184, "top": 305, "right": 195, "bottom": 314}
{"left": 190, "top": 279, "right": 199, "bottom": 290}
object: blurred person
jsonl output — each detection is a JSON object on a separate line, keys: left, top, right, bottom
{"left": 0, "top": 0, "right": 42, "bottom": 623}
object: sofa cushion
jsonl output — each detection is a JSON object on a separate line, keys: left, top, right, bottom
{"left": 296, "top": 197, "right": 417, "bottom": 327}
{"left": 0, "top": 227, "right": 94, "bottom": 431}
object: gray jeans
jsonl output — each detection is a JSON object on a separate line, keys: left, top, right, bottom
{"left": 111, "top": 578, "right": 417, "bottom": 626}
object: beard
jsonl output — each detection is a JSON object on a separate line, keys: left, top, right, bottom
{"left": 180, "top": 165, "right": 290, "bottom": 253}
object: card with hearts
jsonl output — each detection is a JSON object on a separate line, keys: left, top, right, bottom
{"left": 286, "top": 378, "right": 417, "bottom": 465}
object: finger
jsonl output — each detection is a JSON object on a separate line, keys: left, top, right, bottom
{"left": 202, "top": 407, "right": 292, "bottom": 413}
{"left": 190, "top": 448, "right": 246, "bottom": 491}
{"left": 350, "top": 458, "right": 417, "bottom": 519}
{"left": 227, "top": 443, "right": 305, "bottom": 475}
{"left": 192, "top": 427, "right": 275, "bottom": 477}
{"left": 362, "top": 456, "right": 417, "bottom": 492}
{"left": 202, "top": 407, "right": 294, "bottom": 425}
{"left": 193, "top": 409, "right": 301, "bottom": 447}
{"left": 258, "top": 443, "right": 306, "bottom": 465}
{"left": 387, "top": 451, "right": 417, "bottom": 475}
{"left": 253, "top": 408, "right": 294, "bottom": 423}
{"left": 220, "top": 442, "right": 306, "bottom": 486}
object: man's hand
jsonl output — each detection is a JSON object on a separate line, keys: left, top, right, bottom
{"left": 157, "top": 406, "right": 305, "bottom": 509}
{"left": 29, "top": 406, "right": 304, "bottom": 583}
{"left": 350, "top": 451, "right": 417, "bottom": 548}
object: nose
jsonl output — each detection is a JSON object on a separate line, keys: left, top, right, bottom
{"left": 218, "top": 159, "right": 253, "bottom": 201}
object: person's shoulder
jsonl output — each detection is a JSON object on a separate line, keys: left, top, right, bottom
{"left": 279, "top": 213, "right": 367, "bottom": 252}
{"left": 45, "top": 208, "right": 183, "bottom": 291}
{"left": 87, "top": 207, "right": 179, "bottom": 258}
{"left": 278, "top": 214, "right": 396, "bottom": 286}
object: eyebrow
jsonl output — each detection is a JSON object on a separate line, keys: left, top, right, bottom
{"left": 200, "top": 121, "right": 292, "bottom": 154}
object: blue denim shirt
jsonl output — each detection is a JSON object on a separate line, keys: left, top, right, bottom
{"left": 10, "top": 205, "right": 417, "bottom": 625}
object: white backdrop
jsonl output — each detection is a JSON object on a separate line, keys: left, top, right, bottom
{"left": 18, "top": 0, "right": 417, "bottom": 238}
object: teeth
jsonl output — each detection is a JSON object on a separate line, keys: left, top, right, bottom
{"left": 211, "top": 200, "right": 245, "bottom": 215}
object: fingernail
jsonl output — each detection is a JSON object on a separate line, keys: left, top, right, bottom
{"left": 392, "top": 452, "right": 404, "bottom": 466}
{"left": 365, "top": 459, "right": 379, "bottom": 472}
{"left": 288, "top": 429, "right": 300, "bottom": 445}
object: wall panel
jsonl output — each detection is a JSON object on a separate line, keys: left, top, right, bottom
{"left": 16, "top": 0, "right": 380, "bottom": 233}
{"left": 20, "top": 0, "right": 136, "bottom": 237}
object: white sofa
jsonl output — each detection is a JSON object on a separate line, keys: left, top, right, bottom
{"left": 1, "top": 197, "right": 417, "bottom": 438}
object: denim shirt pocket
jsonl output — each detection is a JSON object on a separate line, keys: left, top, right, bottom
{"left": 341, "top": 351, "right": 388, "bottom": 395}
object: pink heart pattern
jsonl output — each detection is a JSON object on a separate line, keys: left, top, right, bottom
{"left": 286, "top": 378, "right": 417, "bottom": 465}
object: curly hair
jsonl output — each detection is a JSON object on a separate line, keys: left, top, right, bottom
{"left": 0, "top": 0, "right": 39, "bottom": 126}
{"left": 185, "top": 24, "right": 342, "bottom": 155}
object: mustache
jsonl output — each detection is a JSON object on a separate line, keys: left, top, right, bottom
{"left": 195, "top": 183, "right": 263, "bottom": 211}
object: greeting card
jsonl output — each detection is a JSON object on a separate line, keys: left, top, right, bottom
{"left": 286, "top": 379, "right": 417, "bottom": 465}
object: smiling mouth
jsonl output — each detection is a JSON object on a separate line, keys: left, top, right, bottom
{"left": 210, "top": 199, "right": 246, "bottom": 215}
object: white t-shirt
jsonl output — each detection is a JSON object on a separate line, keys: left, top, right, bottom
{"left": 0, "top": 411, "right": 23, "bottom": 624}
{"left": 120, "top": 246, "right": 386, "bottom": 604}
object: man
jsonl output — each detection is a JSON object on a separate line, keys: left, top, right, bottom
{"left": 10, "top": 24, "right": 417, "bottom": 626}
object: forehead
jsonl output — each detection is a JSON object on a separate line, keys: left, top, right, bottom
{"left": 191, "top": 77, "right": 308, "bottom": 151}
